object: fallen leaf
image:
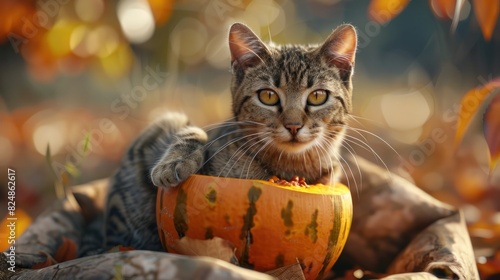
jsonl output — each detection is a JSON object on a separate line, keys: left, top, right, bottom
{"left": 455, "top": 77, "right": 500, "bottom": 148}
{"left": 147, "top": 0, "right": 175, "bottom": 25}
{"left": 31, "top": 251, "right": 57, "bottom": 269}
{"left": 169, "top": 236, "right": 238, "bottom": 264}
{"left": 368, "top": 0, "right": 410, "bottom": 24}
{"left": 429, "top": 0, "right": 455, "bottom": 19}
{"left": 483, "top": 94, "right": 500, "bottom": 172}
{"left": 473, "top": 0, "right": 500, "bottom": 41}
{"left": 53, "top": 237, "right": 78, "bottom": 263}
{"left": 266, "top": 260, "right": 306, "bottom": 280}
{"left": 108, "top": 245, "right": 135, "bottom": 252}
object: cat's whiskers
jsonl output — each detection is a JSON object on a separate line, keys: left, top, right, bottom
{"left": 322, "top": 131, "right": 367, "bottom": 189}
{"left": 336, "top": 140, "right": 363, "bottom": 197}
{"left": 202, "top": 120, "right": 265, "bottom": 132}
{"left": 321, "top": 136, "right": 358, "bottom": 191}
{"left": 341, "top": 134, "right": 382, "bottom": 160}
{"left": 340, "top": 130, "right": 392, "bottom": 176}
{"left": 277, "top": 149, "right": 284, "bottom": 169}
{"left": 237, "top": 137, "right": 272, "bottom": 178}
{"left": 342, "top": 136, "right": 391, "bottom": 186}
{"left": 202, "top": 127, "right": 256, "bottom": 150}
{"left": 344, "top": 126, "right": 401, "bottom": 160}
{"left": 314, "top": 129, "right": 351, "bottom": 185}
{"left": 201, "top": 131, "right": 266, "bottom": 170}
{"left": 200, "top": 120, "right": 265, "bottom": 153}
{"left": 220, "top": 135, "right": 269, "bottom": 178}
{"left": 259, "top": 136, "right": 274, "bottom": 162}
{"left": 313, "top": 140, "right": 338, "bottom": 185}
{"left": 327, "top": 122, "right": 392, "bottom": 170}
{"left": 337, "top": 135, "right": 364, "bottom": 190}
{"left": 243, "top": 138, "right": 273, "bottom": 180}
{"left": 215, "top": 133, "right": 266, "bottom": 177}
{"left": 302, "top": 152, "right": 307, "bottom": 173}
{"left": 346, "top": 113, "right": 386, "bottom": 127}
{"left": 312, "top": 145, "right": 323, "bottom": 179}
{"left": 267, "top": 24, "right": 272, "bottom": 43}
{"left": 201, "top": 117, "right": 236, "bottom": 129}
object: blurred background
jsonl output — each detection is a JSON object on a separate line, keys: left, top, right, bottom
{"left": 0, "top": 0, "right": 499, "bottom": 277}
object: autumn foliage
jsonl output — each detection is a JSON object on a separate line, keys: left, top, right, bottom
{"left": 368, "top": 0, "right": 499, "bottom": 41}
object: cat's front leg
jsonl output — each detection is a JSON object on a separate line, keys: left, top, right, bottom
{"left": 151, "top": 126, "right": 207, "bottom": 187}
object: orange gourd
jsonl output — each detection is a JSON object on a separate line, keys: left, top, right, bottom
{"left": 156, "top": 174, "right": 352, "bottom": 280}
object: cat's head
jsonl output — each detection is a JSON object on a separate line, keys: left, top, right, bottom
{"left": 228, "top": 23, "right": 357, "bottom": 154}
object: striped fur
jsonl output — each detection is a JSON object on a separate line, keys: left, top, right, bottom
{"left": 103, "top": 23, "right": 357, "bottom": 250}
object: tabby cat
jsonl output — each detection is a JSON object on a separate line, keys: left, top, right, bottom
{"left": 104, "top": 23, "right": 358, "bottom": 251}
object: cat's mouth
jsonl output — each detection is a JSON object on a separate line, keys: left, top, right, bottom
{"left": 271, "top": 127, "right": 320, "bottom": 153}
{"left": 277, "top": 138, "right": 317, "bottom": 153}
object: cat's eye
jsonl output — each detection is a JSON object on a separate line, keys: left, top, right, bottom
{"left": 307, "top": 90, "right": 328, "bottom": 106}
{"left": 257, "top": 89, "right": 280, "bottom": 106}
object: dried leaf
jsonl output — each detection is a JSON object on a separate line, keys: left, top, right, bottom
{"left": 484, "top": 94, "right": 500, "bottom": 172}
{"left": 108, "top": 245, "right": 135, "bottom": 253}
{"left": 45, "top": 144, "right": 66, "bottom": 199}
{"left": 31, "top": 252, "right": 57, "bottom": 269}
{"left": 82, "top": 132, "right": 91, "bottom": 155}
{"left": 53, "top": 237, "right": 78, "bottom": 263}
{"left": 266, "top": 260, "right": 306, "bottom": 280}
{"left": 368, "top": 0, "right": 410, "bottom": 24}
{"left": 430, "top": 0, "right": 456, "bottom": 19}
{"left": 169, "top": 236, "right": 238, "bottom": 264}
{"left": 147, "top": 0, "right": 175, "bottom": 25}
{"left": 31, "top": 238, "right": 78, "bottom": 269}
{"left": 455, "top": 78, "right": 500, "bottom": 147}
{"left": 64, "top": 162, "right": 80, "bottom": 178}
{"left": 473, "top": 0, "right": 500, "bottom": 41}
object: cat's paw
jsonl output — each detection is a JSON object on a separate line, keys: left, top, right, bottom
{"left": 151, "top": 149, "right": 204, "bottom": 188}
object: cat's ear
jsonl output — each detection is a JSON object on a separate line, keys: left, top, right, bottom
{"left": 229, "top": 23, "right": 270, "bottom": 71}
{"left": 319, "top": 24, "right": 357, "bottom": 80}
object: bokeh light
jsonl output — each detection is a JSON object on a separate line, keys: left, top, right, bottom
{"left": 117, "top": 0, "right": 155, "bottom": 44}
{"left": 75, "top": 0, "right": 104, "bottom": 22}
{"left": 70, "top": 25, "right": 119, "bottom": 58}
{"left": 46, "top": 20, "right": 78, "bottom": 57}
{"left": 32, "top": 121, "right": 67, "bottom": 155}
{"left": 381, "top": 90, "right": 432, "bottom": 131}
{"left": 98, "top": 43, "right": 133, "bottom": 78}
{"left": 170, "top": 18, "right": 208, "bottom": 65}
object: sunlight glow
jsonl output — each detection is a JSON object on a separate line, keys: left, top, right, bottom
{"left": 46, "top": 21, "right": 77, "bottom": 57}
{"left": 33, "top": 122, "right": 66, "bottom": 155}
{"left": 117, "top": 0, "right": 155, "bottom": 44}
{"left": 170, "top": 18, "right": 208, "bottom": 64}
{"left": 70, "top": 25, "right": 94, "bottom": 57}
{"left": 70, "top": 25, "right": 119, "bottom": 58}
{"left": 381, "top": 90, "right": 431, "bottom": 130}
{"left": 353, "top": 269, "right": 364, "bottom": 279}
{"left": 98, "top": 43, "right": 133, "bottom": 78}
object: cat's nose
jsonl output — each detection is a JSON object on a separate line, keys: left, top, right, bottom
{"left": 285, "top": 124, "right": 302, "bottom": 135}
